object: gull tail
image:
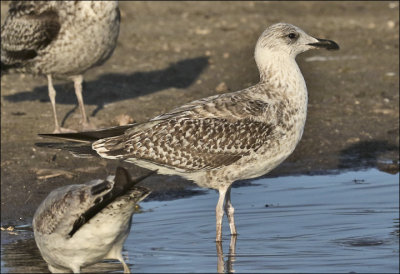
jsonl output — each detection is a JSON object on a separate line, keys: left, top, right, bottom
{"left": 36, "top": 124, "right": 136, "bottom": 157}
{"left": 69, "top": 167, "right": 156, "bottom": 237}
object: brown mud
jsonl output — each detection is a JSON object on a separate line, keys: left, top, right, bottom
{"left": 1, "top": 1, "right": 398, "bottom": 226}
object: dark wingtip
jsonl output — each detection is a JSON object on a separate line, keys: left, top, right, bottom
{"left": 115, "top": 166, "right": 157, "bottom": 188}
{"left": 130, "top": 169, "right": 158, "bottom": 184}
{"left": 114, "top": 167, "right": 132, "bottom": 192}
{"left": 68, "top": 167, "right": 156, "bottom": 238}
{"left": 38, "top": 132, "right": 97, "bottom": 142}
{"left": 38, "top": 124, "right": 136, "bottom": 142}
{"left": 91, "top": 181, "right": 112, "bottom": 195}
{"left": 68, "top": 216, "right": 85, "bottom": 237}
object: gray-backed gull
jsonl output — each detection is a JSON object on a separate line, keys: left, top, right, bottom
{"left": 1, "top": 1, "right": 120, "bottom": 133}
{"left": 33, "top": 167, "right": 152, "bottom": 273}
{"left": 38, "top": 23, "right": 339, "bottom": 242}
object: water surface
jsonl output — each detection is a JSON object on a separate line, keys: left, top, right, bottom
{"left": 1, "top": 168, "right": 398, "bottom": 273}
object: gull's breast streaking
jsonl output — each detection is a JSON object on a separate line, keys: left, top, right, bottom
{"left": 38, "top": 23, "right": 339, "bottom": 242}
{"left": 1, "top": 1, "right": 120, "bottom": 133}
{"left": 33, "top": 167, "right": 153, "bottom": 273}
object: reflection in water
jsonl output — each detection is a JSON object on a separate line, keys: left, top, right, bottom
{"left": 391, "top": 218, "right": 399, "bottom": 237}
{"left": 1, "top": 236, "right": 48, "bottom": 273}
{"left": 2, "top": 169, "right": 399, "bottom": 273}
{"left": 216, "top": 235, "right": 237, "bottom": 273}
{"left": 1, "top": 235, "right": 127, "bottom": 273}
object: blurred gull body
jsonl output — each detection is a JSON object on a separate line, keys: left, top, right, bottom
{"left": 1, "top": 1, "right": 120, "bottom": 132}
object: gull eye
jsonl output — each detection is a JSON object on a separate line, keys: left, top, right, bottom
{"left": 288, "top": 32, "right": 297, "bottom": 39}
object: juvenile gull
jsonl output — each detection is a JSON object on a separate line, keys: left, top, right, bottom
{"left": 33, "top": 167, "right": 152, "bottom": 273}
{"left": 38, "top": 23, "right": 339, "bottom": 242}
{"left": 1, "top": 1, "right": 120, "bottom": 132}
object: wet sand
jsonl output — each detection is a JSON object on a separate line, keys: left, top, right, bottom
{"left": 1, "top": 1, "right": 399, "bottom": 228}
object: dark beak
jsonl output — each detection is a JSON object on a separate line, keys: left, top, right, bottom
{"left": 308, "top": 38, "right": 340, "bottom": 50}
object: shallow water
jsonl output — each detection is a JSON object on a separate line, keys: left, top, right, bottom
{"left": 1, "top": 168, "right": 399, "bottom": 273}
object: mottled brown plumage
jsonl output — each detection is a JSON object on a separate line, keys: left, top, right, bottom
{"left": 96, "top": 100, "right": 275, "bottom": 171}
{"left": 38, "top": 23, "right": 339, "bottom": 242}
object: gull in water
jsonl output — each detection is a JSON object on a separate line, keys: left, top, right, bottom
{"left": 33, "top": 167, "right": 152, "bottom": 273}
{"left": 1, "top": 1, "right": 120, "bottom": 133}
{"left": 37, "top": 23, "right": 339, "bottom": 242}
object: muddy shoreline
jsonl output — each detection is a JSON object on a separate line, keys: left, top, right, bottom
{"left": 1, "top": 1, "right": 399, "bottom": 227}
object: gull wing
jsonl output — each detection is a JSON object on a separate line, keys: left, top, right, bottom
{"left": 94, "top": 88, "right": 279, "bottom": 171}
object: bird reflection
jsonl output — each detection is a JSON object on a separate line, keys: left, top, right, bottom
{"left": 216, "top": 235, "right": 237, "bottom": 273}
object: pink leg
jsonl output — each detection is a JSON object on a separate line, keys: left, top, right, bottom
{"left": 224, "top": 187, "right": 238, "bottom": 235}
{"left": 47, "top": 75, "right": 75, "bottom": 133}
{"left": 72, "top": 75, "right": 95, "bottom": 131}
{"left": 216, "top": 186, "right": 228, "bottom": 242}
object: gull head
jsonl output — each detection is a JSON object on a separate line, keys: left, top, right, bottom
{"left": 255, "top": 23, "right": 339, "bottom": 63}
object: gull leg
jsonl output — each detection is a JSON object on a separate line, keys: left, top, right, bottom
{"left": 47, "top": 74, "right": 60, "bottom": 132}
{"left": 216, "top": 187, "right": 228, "bottom": 242}
{"left": 120, "top": 259, "right": 130, "bottom": 274}
{"left": 114, "top": 251, "right": 130, "bottom": 273}
{"left": 224, "top": 187, "right": 238, "bottom": 236}
{"left": 71, "top": 266, "right": 81, "bottom": 274}
{"left": 47, "top": 75, "right": 75, "bottom": 133}
{"left": 72, "top": 75, "right": 95, "bottom": 130}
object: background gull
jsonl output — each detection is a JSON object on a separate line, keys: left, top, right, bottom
{"left": 33, "top": 167, "right": 153, "bottom": 273}
{"left": 1, "top": 1, "right": 120, "bottom": 133}
{"left": 38, "top": 23, "right": 339, "bottom": 242}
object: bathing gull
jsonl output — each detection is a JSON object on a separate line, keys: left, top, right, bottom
{"left": 33, "top": 167, "right": 153, "bottom": 273}
{"left": 37, "top": 23, "right": 339, "bottom": 242}
{"left": 1, "top": 1, "right": 120, "bottom": 133}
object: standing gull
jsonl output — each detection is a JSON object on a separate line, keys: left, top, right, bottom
{"left": 38, "top": 23, "right": 339, "bottom": 242}
{"left": 33, "top": 167, "right": 153, "bottom": 273}
{"left": 1, "top": 1, "right": 120, "bottom": 133}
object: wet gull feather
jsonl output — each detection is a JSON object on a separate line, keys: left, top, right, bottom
{"left": 37, "top": 23, "right": 339, "bottom": 242}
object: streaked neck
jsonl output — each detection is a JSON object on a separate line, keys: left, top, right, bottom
{"left": 256, "top": 52, "right": 306, "bottom": 97}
